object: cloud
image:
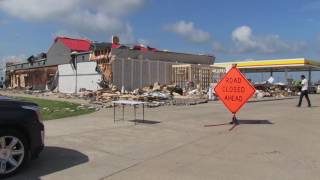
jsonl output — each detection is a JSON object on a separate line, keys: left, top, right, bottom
{"left": 137, "top": 38, "right": 150, "bottom": 46}
{"left": 164, "top": 22, "right": 305, "bottom": 55}
{"left": 212, "top": 42, "right": 225, "bottom": 53}
{"left": 219, "top": 25, "right": 306, "bottom": 54}
{"left": 231, "top": 26, "right": 256, "bottom": 50}
{"left": 0, "top": 0, "right": 145, "bottom": 36}
{"left": 301, "top": 1, "right": 320, "bottom": 11}
{"left": 0, "top": 55, "right": 26, "bottom": 66}
{"left": 164, "top": 21, "right": 211, "bottom": 43}
{"left": 52, "top": 30, "right": 88, "bottom": 40}
{"left": 120, "top": 24, "right": 135, "bottom": 44}
{"left": 87, "top": 0, "right": 146, "bottom": 16}
{"left": 0, "top": 19, "right": 9, "bottom": 25}
{"left": 0, "top": 0, "right": 76, "bottom": 21}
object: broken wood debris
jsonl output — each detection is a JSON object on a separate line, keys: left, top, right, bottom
{"left": 1, "top": 82, "right": 209, "bottom": 109}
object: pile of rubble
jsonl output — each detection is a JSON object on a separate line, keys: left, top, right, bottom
{"left": 52, "top": 82, "right": 208, "bottom": 108}
{"left": 1, "top": 82, "right": 209, "bottom": 109}
{"left": 253, "top": 82, "right": 299, "bottom": 99}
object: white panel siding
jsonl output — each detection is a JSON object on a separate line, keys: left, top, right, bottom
{"left": 159, "top": 62, "right": 166, "bottom": 84}
{"left": 123, "top": 59, "right": 132, "bottom": 90}
{"left": 142, "top": 60, "right": 149, "bottom": 87}
{"left": 58, "top": 62, "right": 101, "bottom": 93}
{"left": 58, "top": 75, "right": 76, "bottom": 94}
{"left": 150, "top": 61, "right": 158, "bottom": 85}
{"left": 112, "top": 58, "right": 174, "bottom": 91}
{"left": 112, "top": 58, "right": 122, "bottom": 88}
{"left": 132, "top": 60, "right": 142, "bottom": 90}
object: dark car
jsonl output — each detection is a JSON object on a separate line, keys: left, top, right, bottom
{"left": 0, "top": 96, "right": 44, "bottom": 178}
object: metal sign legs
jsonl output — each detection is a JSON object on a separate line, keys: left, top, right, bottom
{"left": 204, "top": 113, "right": 239, "bottom": 131}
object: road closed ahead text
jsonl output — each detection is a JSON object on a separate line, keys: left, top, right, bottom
{"left": 214, "top": 67, "right": 256, "bottom": 113}
{"left": 223, "top": 77, "right": 246, "bottom": 102}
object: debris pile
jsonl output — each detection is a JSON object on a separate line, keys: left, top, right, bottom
{"left": 3, "top": 82, "right": 209, "bottom": 109}
{"left": 75, "top": 82, "right": 208, "bottom": 108}
{"left": 253, "top": 82, "right": 300, "bottom": 99}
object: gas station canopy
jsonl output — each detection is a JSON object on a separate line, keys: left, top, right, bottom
{"left": 213, "top": 58, "right": 320, "bottom": 73}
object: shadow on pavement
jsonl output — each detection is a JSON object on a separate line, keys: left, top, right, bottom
{"left": 204, "top": 119, "right": 273, "bottom": 127}
{"left": 238, "top": 119, "right": 273, "bottom": 125}
{"left": 8, "top": 146, "right": 89, "bottom": 180}
{"left": 129, "top": 119, "right": 161, "bottom": 124}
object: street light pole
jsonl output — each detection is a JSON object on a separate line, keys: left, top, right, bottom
{"left": 75, "top": 55, "right": 78, "bottom": 94}
{"left": 0, "top": 63, "right": 5, "bottom": 88}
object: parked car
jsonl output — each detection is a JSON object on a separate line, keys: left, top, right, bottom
{"left": 0, "top": 96, "right": 44, "bottom": 178}
{"left": 309, "top": 86, "right": 317, "bottom": 94}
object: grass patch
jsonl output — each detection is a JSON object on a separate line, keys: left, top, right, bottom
{"left": 14, "top": 97, "right": 96, "bottom": 120}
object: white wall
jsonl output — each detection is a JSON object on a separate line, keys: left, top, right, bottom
{"left": 58, "top": 62, "right": 101, "bottom": 93}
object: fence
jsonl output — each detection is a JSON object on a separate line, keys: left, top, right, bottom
{"left": 172, "top": 64, "right": 226, "bottom": 90}
{"left": 112, "top": 58, "right": 173, "bottom": 90}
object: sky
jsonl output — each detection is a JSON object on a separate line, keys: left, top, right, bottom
{"left": 1, "top": 0, "right": 320, "bottom": 64}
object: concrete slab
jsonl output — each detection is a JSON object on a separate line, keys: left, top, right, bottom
{"left": 8, "top": 95, "right": 320, "bottom": 180}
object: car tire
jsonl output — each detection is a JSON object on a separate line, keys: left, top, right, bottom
{"left": 0, "top": 129, "right": 29, "bottom": 178}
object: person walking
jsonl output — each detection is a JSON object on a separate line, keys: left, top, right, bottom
{"left": 297, "top": 75, "right": 311, "bottom": 107}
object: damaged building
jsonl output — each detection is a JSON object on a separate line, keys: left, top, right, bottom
{"left": 6, "top": 36, "right": 216, "bottom": 93}
{"left": 89, "top": 42, "right": 215, "bottom": 91}
{"left": 6, "top": 37, "right": 91, "bottom": 90}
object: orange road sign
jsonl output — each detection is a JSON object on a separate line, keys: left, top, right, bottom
{"left": 214, "top": 66, "right": 256, "bottom": 114}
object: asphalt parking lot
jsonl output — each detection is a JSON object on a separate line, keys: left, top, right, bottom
{"left": 9, "top": 95, "right": 320, "bottom": 180}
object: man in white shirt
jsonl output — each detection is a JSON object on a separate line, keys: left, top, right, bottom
{"left": 297, "top": 75, "right": 311, "bottom": 107}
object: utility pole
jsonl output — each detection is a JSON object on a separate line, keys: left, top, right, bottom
{"left": 70, "top": 51, "right": 78, "bottom": 94}
{"left": 75, "top": 55, "right": 78, "bottom": 94}
{"left": 0, "top": 62, "right": 5, "bottom": 87}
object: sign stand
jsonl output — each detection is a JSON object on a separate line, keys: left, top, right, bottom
{"left": 229, "top": 113, "right": 239, "bottom": 131}
{"left": 230, "top": 113, "right": 239, "bottom": 124}
{"left": 204, "top": 113, "right": 239, "bottom": 131}
{"left": 205, "top": 64, "right": 255, "bottom": 131}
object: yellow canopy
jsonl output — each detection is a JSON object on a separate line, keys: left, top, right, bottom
{"left": 213, "top": 58, "right": 320, "bottom": 73}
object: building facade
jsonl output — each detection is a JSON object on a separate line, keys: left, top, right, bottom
{"left": 90, "top": 44, "right": 215, "bottom": 90}
{"left": 6, "top": 36, "right": 215, "bottom": 92}
{"left": 6, "top": 37, "right": 91, "bottom": 90}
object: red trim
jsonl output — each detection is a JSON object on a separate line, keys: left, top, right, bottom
{"left": 55, "top": 37, "right": 92, "bottom": 52}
